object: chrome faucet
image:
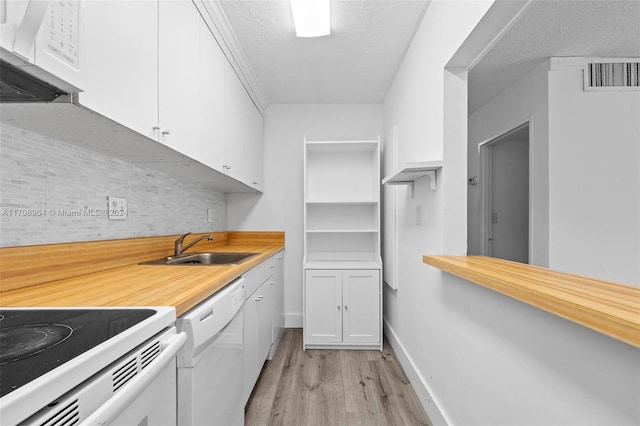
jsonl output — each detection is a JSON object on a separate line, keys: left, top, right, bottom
{"left": 174, "top": 233, "right": 213, "bottom": 256}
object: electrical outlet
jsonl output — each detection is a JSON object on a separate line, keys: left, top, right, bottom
{"left": 416, "top": 205, "right": 422, "bottom": 225}
{"left": 492, "top": 212, "right": 498, "bottom": 224}
{"left": 207, "top": 208, "right": 214, "bottom": 223}
{"left": 107, "top": 196, "right": 127, "bottom": 220}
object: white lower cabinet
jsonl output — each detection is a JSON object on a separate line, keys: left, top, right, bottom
{"left": 242, "top": 252, "right": 285, "bottom": 404}
{"left": 243, "top": 279, "right": 272, "bottom": 403}
{"left": 269, "top": 250, "right": 285, "bottom": 359}
{"left": 304, "top": 269, "right": 381, "bottom": 349}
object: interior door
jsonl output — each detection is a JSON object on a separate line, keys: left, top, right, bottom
{"left": 483, "top": 124, "right": 530, "bottom": 263}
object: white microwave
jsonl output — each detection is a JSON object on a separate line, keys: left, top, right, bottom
{"left": 0, "top": 0, "right": 83, "bottom": 95}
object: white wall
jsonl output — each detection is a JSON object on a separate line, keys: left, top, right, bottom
{"left": 382, "top": 1, "right": 491, "bottom": 423}
{"left": 383, "top": 2, "right": 640, "bottom": 425}
{"left": 468, "top": 59, "right": 550, "bottom": 266}
{"left": 227, "top": 104, "right": 383, "bottom": 326}
{"left": 548, "top": 65, "right": 640, "bottom": 286}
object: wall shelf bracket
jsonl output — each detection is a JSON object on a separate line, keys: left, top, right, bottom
{"left": 382, "top": 161, "right": 442, "bottom": 198}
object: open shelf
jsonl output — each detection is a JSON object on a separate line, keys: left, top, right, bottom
{"left": 304, "top": 260, "right": 382, "bottom": 270}
{"left": 382, "top": 161, "right": 443, "bottom": 195}
{"left": 305, "top": 139, "right": 379, "bottom": 152}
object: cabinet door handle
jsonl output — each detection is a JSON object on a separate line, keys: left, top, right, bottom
{"left": 152, "top": 126, "right": 160, "bottom": 130}
{"left": 344, "top": 305, "right": 348, "bottom": 310}
{"left": 161, "top": 130, "right": 171, "bottom": 135}
{"left": 337, "top": 306, "right": 341, "bottom": 310}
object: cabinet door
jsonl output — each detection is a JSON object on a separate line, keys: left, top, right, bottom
{"left": 158, "top": 0, "right": 200, "bottom": 154}
{"left": 242, "top": 296, "right": 259, "bottom": 404}
{"left": 304, "top": 270, "right": 342, "bottom": 344}
{"left": 244, "top": 98, "right": 264, "bottom": 191}
{"left": 342, "top": 270, "right": 380, "bottom": 344}
{"left": 223, "top": 60, "right": 264, "bottom": 188}
{"left": 271, "top": 251, "right": 285, "bottom": 351}
{"left": 80, "top": 0, "right": 158, "bottom": 140}
{"left": 197, "top": 19, "right": 226, "bottom": 172}
{"left": 257, "top": 280, "right": 273, "bottom": 362}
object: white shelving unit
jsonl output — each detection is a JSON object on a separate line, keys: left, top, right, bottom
{"left": 303, "top": 138, "right": 382, "bottom": 350}
{"left": 382, "top": 160, "right": 443, "bottom": 196}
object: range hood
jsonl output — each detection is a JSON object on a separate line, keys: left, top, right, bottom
{"left": 0, "top": 59, "right": 69, "bottom": 102}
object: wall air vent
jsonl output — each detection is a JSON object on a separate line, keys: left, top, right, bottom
{"left": 584, "top": 59, "right": 640, "bottom": 91}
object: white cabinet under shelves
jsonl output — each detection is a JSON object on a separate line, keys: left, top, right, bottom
{"left": 303, "top": 138, "right": 382, "bottom": 350}
{"left": 304, "top": 269, "right": 381, "bottom": 348}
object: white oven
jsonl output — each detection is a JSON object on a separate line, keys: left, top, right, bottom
{"left": 0, "top": 307, "right": 185, "bottom": 426}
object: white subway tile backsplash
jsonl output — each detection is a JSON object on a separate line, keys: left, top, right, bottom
{"left": 0, "top": 124, "right": 227, "bottom": 247}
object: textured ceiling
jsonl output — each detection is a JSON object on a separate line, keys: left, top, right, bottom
{"left": 469, "top": 0, "right": 640, "bottom": 114}
{"left": 219, "top": 0, "right": 429, "bottom": 104}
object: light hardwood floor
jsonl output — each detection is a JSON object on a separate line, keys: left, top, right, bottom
{"left": 245, "top": 329, "right": 432, "bottom": 426}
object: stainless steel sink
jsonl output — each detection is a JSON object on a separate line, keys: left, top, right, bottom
{"left": 140, "top": 252, "right": 259, "bottom": 266}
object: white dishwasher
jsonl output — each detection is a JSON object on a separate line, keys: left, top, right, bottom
{"left": 176, "top": 278, "right": 246, "bottom": 426}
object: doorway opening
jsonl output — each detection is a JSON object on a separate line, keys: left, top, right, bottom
{"left": 480, "top": 123, "right": 530, "bottom": 264}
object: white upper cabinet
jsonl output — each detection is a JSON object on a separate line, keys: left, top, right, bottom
{"left": 78, "top": 0, "right": 263, "bottom": 192}
{"left": 157, "top": 0, "right": 200, "bottom": 156}
{"left": 197, "top": 20, "right": 226, "bottom": 172}
{"left": 80, "top": 0, "right": 158, "bottom": 140}
{"left": 223, "top": 60, "right": 264, "bottom": 191}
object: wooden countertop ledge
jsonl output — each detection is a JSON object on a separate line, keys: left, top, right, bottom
{"left": 423, "top": 255, "right": 640, "bottom": 348}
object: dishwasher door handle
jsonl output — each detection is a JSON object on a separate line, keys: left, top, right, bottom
{"left": 80, "top": 331, "right": 187, "bottom": 426}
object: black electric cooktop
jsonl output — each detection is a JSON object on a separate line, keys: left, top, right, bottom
{"left": 0, "top": 308, "right": 155, "bottom": 398}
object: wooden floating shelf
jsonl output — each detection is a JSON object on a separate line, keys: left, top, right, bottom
{"left": 422, "top": 255, "right": 640, "bottom": 348}
{"left": 382, "top": 161, "right": 443, "bottom": 196}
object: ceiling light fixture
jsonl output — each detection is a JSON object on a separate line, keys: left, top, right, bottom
{"left": 290, "top": 0, "right": 330, "bottom": 38}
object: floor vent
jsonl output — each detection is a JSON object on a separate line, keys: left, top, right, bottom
{"left": 39, "top": 399, "right": 80, "bottom": 426}
{"left": 585, "top": 60, "right": 640, "bottom": 91}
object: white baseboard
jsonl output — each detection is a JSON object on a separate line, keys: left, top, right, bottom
{"left": 383, "top": 317, "right": 451, "bottom": 426}
{"left": 285, "top": 313, "right": 303, "bottom": 328}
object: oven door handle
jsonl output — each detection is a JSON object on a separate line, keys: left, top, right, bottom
{"left": 80, "top": 331, "right": 187, "bottom": 426}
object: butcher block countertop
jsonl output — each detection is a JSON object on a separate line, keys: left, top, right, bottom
{"left": 0, "top": 232, "right": 284, "bottom": 316}
{"left": 423, "top": 255, "right": 640, "bottom": 348}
